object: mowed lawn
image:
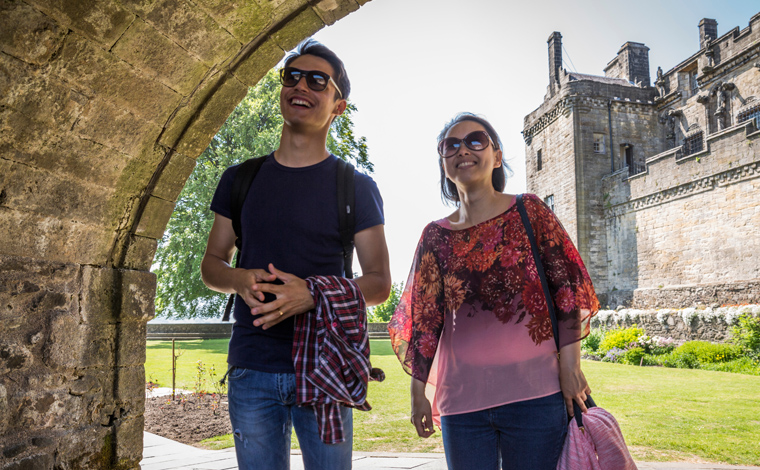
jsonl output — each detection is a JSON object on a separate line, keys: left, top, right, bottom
{"left": 146, "top": 339, "right": 760, "bottom": 465}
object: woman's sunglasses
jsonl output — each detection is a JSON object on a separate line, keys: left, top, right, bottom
{"left": 279, "top": 67, "right": 343, "bottom": 98}
{"left": 438, "top": 130, "right": 494, "bottom": 158}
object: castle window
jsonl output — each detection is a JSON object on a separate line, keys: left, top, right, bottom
{"left": 537, "top": 149, "right": 543, "bottom": 171}
{"left": 689, "top": 69, "right": 698, "bottom": 93}
{"left": 593, "top": 133, "right": 606, "bottom": 153}
{"left": 683, "top": 131, "right": 704, "bottom": 156}
{"left": 737, "top": 104, "right": 760, "bottom": 125}
{"left": 544, "top": 194, "right": 555, "bottom": 212}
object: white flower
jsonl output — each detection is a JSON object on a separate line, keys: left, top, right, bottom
{"left": 618, "top": 310, "right": 629, "bottom": 322}
{"left": 680, "top": 308, "right": 698, "bottom": 325}
{"left": 656, "top": 310, "right": 671, "bottom": 324}
{"left": 698, "top": 307, "right": 721, "bottom": 322}
{"left": 597, "top": 310, "right": 615, "bottom": 324}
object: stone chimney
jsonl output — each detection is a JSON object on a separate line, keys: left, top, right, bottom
{"left": 699, "top": 18, "right": 718, "bottom": 49}
{"left": 548, "top": 32, "right": 562, "bottom": 94}
{"left": 604, "top": 42, "right": 651, "bottom": 87}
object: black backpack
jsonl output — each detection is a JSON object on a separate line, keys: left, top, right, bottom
{"left": 221, "top": 154, "right": 356, "bottom": 321}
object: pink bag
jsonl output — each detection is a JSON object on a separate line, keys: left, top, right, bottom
{"left": 556, "top": 405, "right": 637, "bottom": 470}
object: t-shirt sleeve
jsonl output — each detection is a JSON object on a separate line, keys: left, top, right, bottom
{"left": 209, "top": 165, "right": 239, "bottom": 219}
{"left": 354, "top": 172, "right": 384, "bottom": 233}
{"left": 387, "top": 225, "right": 443, "bottom": 382}
{"left": 523, "top": 193, "right": 600, "bottom": 349}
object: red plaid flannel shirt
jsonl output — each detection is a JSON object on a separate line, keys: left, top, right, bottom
{"left": 293, "top": 275, "right": 372, "bottom": 444}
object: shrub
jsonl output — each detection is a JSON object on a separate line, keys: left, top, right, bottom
{"left": 599, "top": 326, "right": 644, "bottom": 354}
{"left": 699, "top": 356, "right": 760, "bottom": 376}
{"left": 581, "top": 328, "right": 605, "bottom": 355}
{"left": 660, "top": 341, "right": 741, "bottom": 369}
{"left": 658, "top": 350, "right": 699, "bottom": 369}
{"left": 620, "top": 347, "right": 646, "bottom": 366}
{"left": 731, "top": 313, "right": 760, "bottom": 358}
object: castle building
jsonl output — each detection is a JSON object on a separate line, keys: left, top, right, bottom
{"left": 523, "top": 13, "right": 760, "bottom": 308}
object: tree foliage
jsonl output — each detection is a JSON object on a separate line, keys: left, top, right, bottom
{"left": 368, "top": 282, "right": 404, "bottom": 323}
{"left": 153, "top": 69, "right": 372, "bottom": 318}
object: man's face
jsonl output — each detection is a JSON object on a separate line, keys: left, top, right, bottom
{"left": 280, "top": 55, "right": 345, "bottom": 132}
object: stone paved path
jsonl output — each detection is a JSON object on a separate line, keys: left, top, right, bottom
{"left": 141, "top": 432, "right": 760, "bottom": 470}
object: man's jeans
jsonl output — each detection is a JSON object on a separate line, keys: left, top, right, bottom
{"left": 440, "top": 392, "right": 567, "bottom": 470}
{"left": 227, "top": 367, "right": 353, "bottom": 470}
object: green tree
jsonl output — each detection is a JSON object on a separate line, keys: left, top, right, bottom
{"left": 153, "top": 69, "right": 372, "bottom": 318}
{"left": 368, "top": 282, "right": 404, "bottom": 323}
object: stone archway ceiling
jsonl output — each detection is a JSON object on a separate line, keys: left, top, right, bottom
{"left": 1, "top": 2, "right": 371, "bottom": 468}
{"left": 0, "top": 0, "right": 370, "bottom": 271}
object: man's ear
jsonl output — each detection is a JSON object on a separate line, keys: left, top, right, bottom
{"left": 333, "top": 99, "right": 347, "bottom": 116}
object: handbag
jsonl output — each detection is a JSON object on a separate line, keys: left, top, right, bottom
{"left": 515, "top": 195, "right": 637, "bottom": 470}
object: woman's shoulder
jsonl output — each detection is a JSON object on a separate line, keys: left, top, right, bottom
{"left": 519, "top": 193, "right": 552, "bottom": 214}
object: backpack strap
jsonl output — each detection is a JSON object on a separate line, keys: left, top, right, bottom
{"left": 336, "top": 159, "right": 356, "bottom": 278}
{"left": 222, "top": 155, "right": 268, "bottom": 322}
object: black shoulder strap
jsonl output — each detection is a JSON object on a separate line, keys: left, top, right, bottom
{"left": 336, "top": 159, "right": 356, "bottom": 278}
{"left": 517, "top": 194, "right": 596, "bottom": 423}
{"left": 231, "top": 156, "right": 267, "bottom": 243}
{"left": 222, "top": 155, "right": 267, "bottom": 322}
{"left": 515, "top": 194, "right": 560, "bottom": 352}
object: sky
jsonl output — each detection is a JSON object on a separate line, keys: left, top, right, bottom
{"left": 307, "top": 0, "right": 760, "bottom": 284}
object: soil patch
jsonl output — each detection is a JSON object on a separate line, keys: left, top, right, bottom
{"left": 144, "top": 392, "right": 231, "bottom": 446}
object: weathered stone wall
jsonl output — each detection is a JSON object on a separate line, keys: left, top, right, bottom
{"left": 146, "top": 322, "right": 232, "bottom": 340}
{"left": 603, "top": 65, "right": 760, "bottom": 308}
{"left": 591, "top": 305, "right": 760, "bottom": 343}
{"left": 0, "top": 0, "right": 370, "bottom": 468}
{"left": 526, "top": 12, "right": 760, "bottom": 310}
{"left": 525, "top": 98, "right": 578, "bottom": 247}
{"left": 1, "top": 256, "right": 154, "bottom": 469}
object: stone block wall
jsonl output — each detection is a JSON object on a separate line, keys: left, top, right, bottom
{"left": 591, "top": 305, "right": 760, "bottom": 343}
{"left": 0, "top": 257, "right": 154, "bottom": 469}
{"left": 0, "top": 0, "right": 370, "bottom": 468}
{"left": 603, "top": 115, "right": 760, "bottom": 307}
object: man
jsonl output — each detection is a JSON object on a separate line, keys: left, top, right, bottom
{"left": 201, "top": 39, "right": 391, "bottom": 470}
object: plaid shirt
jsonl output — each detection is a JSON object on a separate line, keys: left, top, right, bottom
{"left": 293, "top": 275, "right": 373, "bottom": 444}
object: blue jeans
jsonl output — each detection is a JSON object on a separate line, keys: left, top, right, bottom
{"left": 440, "top": 392, "right": 567, "bottom": 470}
{"left": 227, "top": 367, "right": 353, "bottom": 470}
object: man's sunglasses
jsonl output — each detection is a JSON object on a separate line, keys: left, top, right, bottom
{"left": 279, "top": 67, "right": 343, "bottom": 98}
{"left": 438, "top": 130, "right": 494, "bottom": 158}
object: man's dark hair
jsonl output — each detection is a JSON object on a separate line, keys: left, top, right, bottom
{"left": 284, "top": 39, "right": 350, "bottom": 101}
{"left": 437, "top": 112, "right": 512, "bottom": 206}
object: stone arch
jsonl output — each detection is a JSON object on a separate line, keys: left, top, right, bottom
{"left": 0, "top": 1, "right": 370, "bottom": 468}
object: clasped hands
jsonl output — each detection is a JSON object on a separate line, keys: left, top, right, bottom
{"left": 233, "top": 263, "right": 316, "bottom": 330}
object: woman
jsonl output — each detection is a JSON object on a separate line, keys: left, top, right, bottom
{"left": 388, "top": 113, "right": 599, "bottom": 469}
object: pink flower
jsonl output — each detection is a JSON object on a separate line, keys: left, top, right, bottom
{"left": 418, "top": 333, "right": 438, "bottom": 358}
{"left": 555, "top": 286, "right": 576, "bottom": 313}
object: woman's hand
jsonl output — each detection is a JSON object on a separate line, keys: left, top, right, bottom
{"left": 558, "top": 341, "right": 592, "bottom": 417}
{"left": 410, "top": 378, "right": 436, "bottom": 438}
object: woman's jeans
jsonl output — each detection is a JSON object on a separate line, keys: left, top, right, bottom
{"left": 440, "top": 392, "right": 567, "bottom": 470}
{"left": 227, "top": 367, "right": 353, "bottom": 470}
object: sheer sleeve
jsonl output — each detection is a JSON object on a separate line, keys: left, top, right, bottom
{"left": 387, "top": 225, "right": 445, "bottom": 382}
{"left": 523, "top": 194, "right": 599, "bottom": 348}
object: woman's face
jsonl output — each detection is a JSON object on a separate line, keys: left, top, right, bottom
{"left": 440, "top": 120, "right": 502, "bottom": 192}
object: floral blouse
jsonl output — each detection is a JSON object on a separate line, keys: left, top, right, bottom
{"left": 388, "top": 194, "right": 599, "bottom": 418}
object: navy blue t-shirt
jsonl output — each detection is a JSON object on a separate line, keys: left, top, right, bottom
{"left": 210, "top": 154, "right": 384, "bottom": 373}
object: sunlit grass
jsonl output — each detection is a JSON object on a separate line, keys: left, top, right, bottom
{"left": 146, "top": 339, "right": 760, "bottom": 464}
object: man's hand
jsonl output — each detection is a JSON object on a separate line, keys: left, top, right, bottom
{"left": 232, "top": 268, "right": 277, "bottom": 306}
{"left": 250, "top": 264, "right": 316, "bottom": 330}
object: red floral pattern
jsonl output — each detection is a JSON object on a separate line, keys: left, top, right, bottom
{"left": 388, "top": 194, "right": 600, "bottom": 381}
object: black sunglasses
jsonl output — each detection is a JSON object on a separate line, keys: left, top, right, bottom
{"left": 438, "top": 130, "right": 494, "bottom": 158}
{"left": 279, "top": 67, "right": 343, "bottom": 98}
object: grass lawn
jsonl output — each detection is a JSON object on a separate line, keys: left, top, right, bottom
{"left": 146, "top": 339, "right": 760, "bottom": 465}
